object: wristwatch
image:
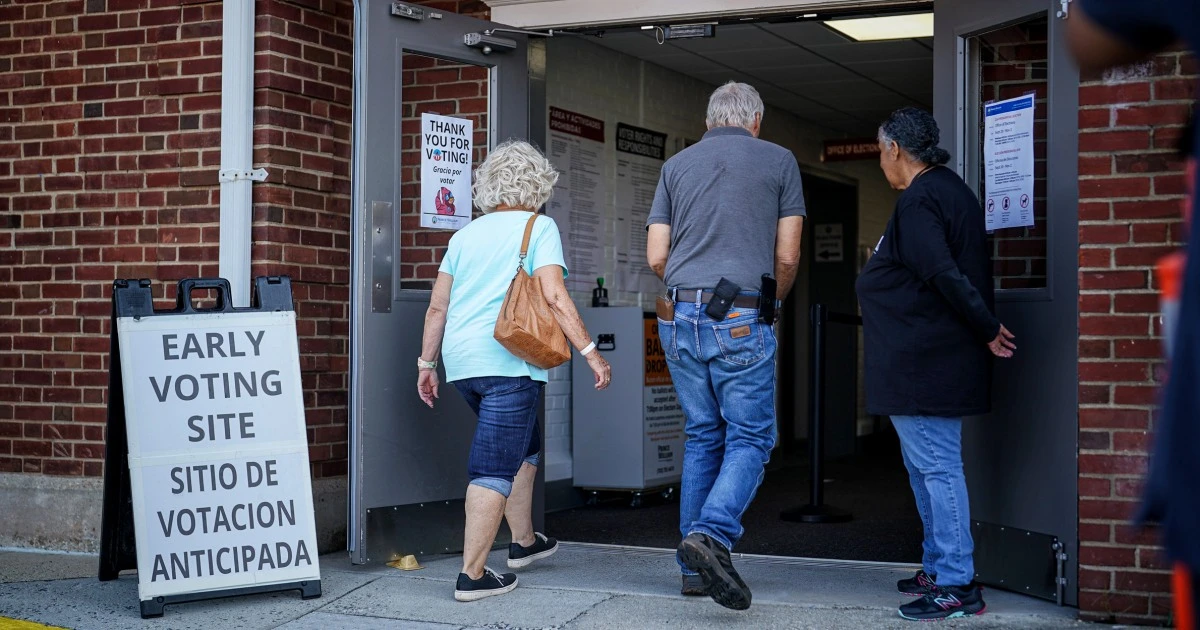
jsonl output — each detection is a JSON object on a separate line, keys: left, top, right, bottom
{"left": 417, "top": 357, "right": 437, "bottom": 370}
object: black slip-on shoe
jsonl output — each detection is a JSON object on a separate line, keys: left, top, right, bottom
{"left": 681, "top": 573, "right": 707, "bottom": 596}
{"left": 897, "top": 569, "right": 937, "bottom": 596}
{"left": 508, "top": 532, "right": 558, "bottom": 569}
{"left": 898, "top": 583, "right": 986, "bottom": 621}
{"left": 676, "top": 532, "right": 752, "bottom": 610}
{"left": 454, "top": 567, "right": 518, "bottom": 602}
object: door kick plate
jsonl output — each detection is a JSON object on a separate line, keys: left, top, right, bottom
{"left": 371, "top": 201, "right": 394, "bottom": 313}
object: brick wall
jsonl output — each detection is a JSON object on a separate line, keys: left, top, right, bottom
{"left": 1076, "top": 51, "right": 1193, "bottom": 625}
{"left": 978, "top": 17, "right": 1049, "bottom": 290}
{"left": 252, "top": 0, "right": 354, "bottom": 478}
{"left": 0, "top": 0, "right": 356, "bottom": 480}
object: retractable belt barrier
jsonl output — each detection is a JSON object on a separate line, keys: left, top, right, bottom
{"left": 780, "top": 302, "right": 861, "bottom": 524}
{"left": 98, "top": 277, "right": 322, "bottom": 618}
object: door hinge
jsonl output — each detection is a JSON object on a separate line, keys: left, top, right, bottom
{"left": 1056, "top": 0, "right": 1072, "bottom": 19}
{"left": 219, "top": 168, "right": 268, "bottom": 183}
{"left": 391, "top": 2, "right": 423, "bottom": 20}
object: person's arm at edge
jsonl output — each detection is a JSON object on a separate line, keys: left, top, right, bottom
{"left": 536, "top": 265, "right": 612, "bottom": 388}
{"left": 775, "top": 216, "right": 804, "bottom": 300}
{"left": 417, "top": 272, "right": 452, "bottom": 407}
{"left": 647, "top": 224, "right": 670, "bottom": 280}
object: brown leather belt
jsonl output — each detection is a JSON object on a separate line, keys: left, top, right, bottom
{"left": 676, "top": 289, "right": 759, "bottom": 309}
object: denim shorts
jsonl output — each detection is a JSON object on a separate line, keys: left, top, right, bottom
{"left": 453, "top": 375, "right": 543, "bottom": 497}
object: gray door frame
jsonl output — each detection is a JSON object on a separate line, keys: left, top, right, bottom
{"left": 934, "top": 0, "right": 1080, "bottom": 604}
{"left": 348, "top": 0, "right": 537, "bottom": 564}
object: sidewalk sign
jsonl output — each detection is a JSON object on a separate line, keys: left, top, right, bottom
{"left": 99, "top": 277, "right": 322, "bottom": 618}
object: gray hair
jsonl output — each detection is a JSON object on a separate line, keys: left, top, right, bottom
{"left": 878, "top": 107, "right": 951, "bottom": 166}
{"left": 706, "top": 81, "right": 765, "bottom": 129}
{"left": 472, "top": 140, "right": 559, "bottom": 213}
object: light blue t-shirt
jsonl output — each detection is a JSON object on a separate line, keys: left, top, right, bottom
{"left": 438, "top": 211, "right": 568, "bottom": 383}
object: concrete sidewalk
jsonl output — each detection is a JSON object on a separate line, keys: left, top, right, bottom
{"left": 0, "top": 543, "right": 1100, "bottom": 629}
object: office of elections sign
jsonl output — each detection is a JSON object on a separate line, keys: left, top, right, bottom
{"left": 102, "top": 277, "right": 320, "bottom": 617}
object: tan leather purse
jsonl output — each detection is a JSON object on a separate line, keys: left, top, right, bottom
{"left": 493, "top": 213, "right": 571, "bottom": 369}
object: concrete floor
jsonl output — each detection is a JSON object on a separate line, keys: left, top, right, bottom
{"left": 0, "top": 543, "right": 1105, "bottom": 629}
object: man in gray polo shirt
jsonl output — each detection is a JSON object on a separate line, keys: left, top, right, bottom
{"left": 646, "top": 81, "right": 806, "bottom": 611}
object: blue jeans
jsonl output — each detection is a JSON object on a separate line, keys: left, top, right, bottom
{"left": 453, "top": 376, "right": 543, "bottom": 498}
{"left": 659, "top": 297, "right": 777, "bottom": 570}
{"left": 891, "top": 415, "right": 975, "bottom": 587}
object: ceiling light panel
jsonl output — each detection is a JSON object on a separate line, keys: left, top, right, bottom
{"left": 823, "top": 13, "right": 933, "bottom": 42}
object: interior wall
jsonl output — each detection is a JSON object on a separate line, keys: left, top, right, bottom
{"left": 542, "top": 35, "right": 901, "bottom": 482}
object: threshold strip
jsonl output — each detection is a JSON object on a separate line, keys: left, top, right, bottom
{"left": 558, "top": 541, "right": 920, "bottom": 572}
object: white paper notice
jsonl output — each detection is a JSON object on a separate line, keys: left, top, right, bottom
{"left": 983, "top": 94, "right": 1036, "bottom": 231}
{"left": 546, "top": 107, "right": 607, "bottom": 292}
{"left": 420, "top": 113, "right": 474, "bottom": 231}
{"left": 614, "top": 123, "right": 668, "bottom": 296}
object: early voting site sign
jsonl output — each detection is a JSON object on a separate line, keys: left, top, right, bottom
{"left": 421, "top": 112, "right": 474, "bottom": 231}
{"left": 99, "top": 277, "right": 321, "bottom": 618}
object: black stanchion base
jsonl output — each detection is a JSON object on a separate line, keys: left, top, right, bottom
{"left": 780, "top": 504, "right": 853, "bottom": 523}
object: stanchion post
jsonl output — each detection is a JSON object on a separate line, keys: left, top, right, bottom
{"left": 780, "top": 302, "right": 852, "bottom": 523}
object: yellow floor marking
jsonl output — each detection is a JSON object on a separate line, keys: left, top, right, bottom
{"left": 0, "top": 618, "right": 67, "bottom": 630}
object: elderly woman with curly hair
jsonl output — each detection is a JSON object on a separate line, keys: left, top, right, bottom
{"left": 417, "top": 140, "right": 612, "bottom": 602}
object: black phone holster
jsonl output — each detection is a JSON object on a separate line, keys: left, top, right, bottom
{"left": 705, "top": 278, "right": 741, "bottom": 321}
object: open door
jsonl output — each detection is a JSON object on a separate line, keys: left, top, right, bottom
{"left": 349, "top": 1, "right": 536, "bottom": 564}
{"left": 934, "top": 0, "right": 1079, "bottom": 605}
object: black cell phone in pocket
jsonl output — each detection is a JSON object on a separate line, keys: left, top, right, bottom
{"left": 758, "top": 274, "right": 777, "bottom": 323}
{"left": 705, "top": 277, "right": 741, "bottom": 321}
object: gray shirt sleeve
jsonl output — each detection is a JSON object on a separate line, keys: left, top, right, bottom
{"left": 646, "top": 167, "right": 672, "bottom": 227}
{"left": 778, "top": 154, "right": 807, "bottom": 219}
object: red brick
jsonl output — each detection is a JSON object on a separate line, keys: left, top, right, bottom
{"left": 1080, "top": 316, "right": 1148, "bottom": 337}
{"left": 1112, "top": 431, "right": 1152, "bottom": 452}
{"left": 1115, "top": 571, "right": 1173, "bottom": 594}
{"left": 1080, "top": 407, "right": 1150, "bottom": 429}
{"left": 1081, "top": 82, "right": 1152, "bottom": 106}
{"left": 1079, "top": 176, "right": 1152, "bottom": 198}
{"left": 1113, "top": 199, "right": 1187, "bottom": 219}
{"left": 1080, "top": 498, "right": 1140, "bottom": 520}
{"left": 1114, "top": 385, "right": 1159, "bottom": 406}
{"left": 1080, "top": 271, "right": 1148, "bottom": 290}
{"left": 1078, "top": 591, "right": 1150, "bottom": 616}
{"left": 1079, "top": 225, "right": 1129, "bottom": 244}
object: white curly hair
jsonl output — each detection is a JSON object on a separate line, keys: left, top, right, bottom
{"left": 472, "top": 140, "right": 559, "bottom": 213}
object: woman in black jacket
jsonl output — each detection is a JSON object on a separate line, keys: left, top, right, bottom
{"left": 856, "top": 107, "right": 1016, "bottom": 622}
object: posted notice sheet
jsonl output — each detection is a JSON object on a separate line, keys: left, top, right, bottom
{"left": 546, "top": 107, "right": 606, "bottom": 292}
{"left": 614, "top": 123, "right": 667, "bottom": 296}
{"left": 421, "top": 113, "right": 474, "bottom": 231}
{"left": 983, "top": 94, "right": 1036, "bottom": 230}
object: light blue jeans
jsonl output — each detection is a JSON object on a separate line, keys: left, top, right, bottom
{"left": 659, "top": 298, "right": 777, "bottom": 574}
{"left": 891, "top": 415, "right": 975, "bottom": 587}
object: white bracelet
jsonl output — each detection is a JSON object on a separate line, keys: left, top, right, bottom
{"left": 580, "top": 341, "right": 596, "bottom": 356}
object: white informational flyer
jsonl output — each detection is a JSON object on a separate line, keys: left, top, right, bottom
{"left": 546, "top": 107, "right": 607, "bottom": 292}
{"left": 983, "top": 94, "right": 1036, "bottom": 231}
{"left": 116, "top": 312, "right": 320, "bottom": 601}
{"left": 614, "top": 123, "right": 668, "bottom": 296}
{"left": 420, "top": 113, "right": 474, "bottom": 231}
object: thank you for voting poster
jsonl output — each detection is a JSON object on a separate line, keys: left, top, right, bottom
{"left": 421, "top": 113, "right": 474, "bottom": 230}
{"left": 116, "top": 311, "right": 320, "bottom": 601}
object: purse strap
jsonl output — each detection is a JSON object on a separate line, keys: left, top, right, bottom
{"left": 516, "top": 212, "right": 539, "bottom": 271}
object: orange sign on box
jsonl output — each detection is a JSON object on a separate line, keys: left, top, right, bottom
{"left": 644, "top": 319, "right": 672, "bottom": 386}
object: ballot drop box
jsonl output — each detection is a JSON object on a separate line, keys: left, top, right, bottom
{"left": 572, "top": 307, "right": 685, "bottom": 492}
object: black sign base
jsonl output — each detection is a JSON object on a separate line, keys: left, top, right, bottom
{"left": 140, "top": 580, "right": 322, "bottom": 618}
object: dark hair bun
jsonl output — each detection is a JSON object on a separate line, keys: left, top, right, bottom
{"left": 880, "top": 107, "right": 949, "bottom": 166}
{"left": 916, "top": 146, "right": 951, "bottom": 166}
